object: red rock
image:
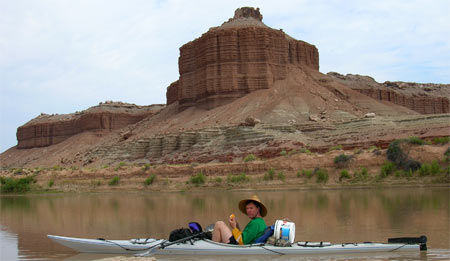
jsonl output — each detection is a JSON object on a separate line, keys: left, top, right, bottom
{"left": 166, "top": 7, "right": 319, "bottom": 110}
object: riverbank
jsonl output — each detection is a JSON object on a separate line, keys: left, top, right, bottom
{"left": 1, "top": 142, "right": 448, "bottom": 193}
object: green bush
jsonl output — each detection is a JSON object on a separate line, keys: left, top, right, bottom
{"left": 244, "top": 154, "right": 257, "bottom": 162}
{"left": 329, "top": 145, "right": 343, "bottom": 151}
{"left": 228, "top": 173, "right": 250, "bottom": 183}
{"left": 214, "top": 177, "right": 222, "bottom": 183}
{"left": 339, "top": 170, "right": 351, "bottom": 181}
{"left": 142, "top": 164, "right": 151, "bottom": 171}
{"left": 0, "top": 176, "right": 35, "bottom": 194}
{"left": 144, "top": 174, "right": 156, "bottom": 185}
{"left": 280, "top": 150, "right": 287, "bottom": 156}
{"left": 302, "top": 169, "right": 314, "bottom": 179}
{"left": 433, "top": 137, "right": 449, "bottom": 144}
{"left": 407, "top": 136, "right": 425, "bottom": 145}
{"left": 445, "top": 147, "right": 450, "bottom": 162}
{"left": 387, "top": 139, "right": 421, "bottom": 171}
{"left": 380, "top": 161, "right": 396, "bottom": 178}
{"left": 299, "top": 148, "right": 312, "bottom": 154}
{"left": 264, "top": 168, "right": 275, "bottom": 181}
{"left": 13, "top": 168, "right": 24, "bottom": 175}
{"left": 108, "top": 176, "right": 120, "bottom": 186}
{"left": 430, "top": 160, "right": 441, "bottom": 175}
{"left": 48, "top": 180, "right": 54, "bottom": 188}
{"left": 352, "top": 167, "right": 369, "bottom": 182}
{"left": 296, "top": 170, "right": 302, "bottom": 178}
{"left": 190, "top": 172, "right": 206, "bottom": 185}
{"left": 316, "top": 169, "right": 328, "bottom": 183}
{"left": 334, "top": 154, "right": 352, "bottom": 167}
{"left": 278, "top": 171, "right": 285, "bottom": 181}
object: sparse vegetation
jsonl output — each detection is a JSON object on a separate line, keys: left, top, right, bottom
{"left": 227, "top": 173, "right": 250, "bottom": 183}
{"left": 280, "top": 150, "right": 287, "bottom": 156}
{"left": 299, "top": 148, "right": 312, "bottom": 154}
{"left": 144, "top": 174, "right": 156, "bottom": 185}
{"left": 142, "top": 164, "right": 151, "bottom": 171}
{"left": 244, "top": 154, "right": 257, "bottom": 162}
{"left": 315, "top": 168, "right": 328, "bottom": 183}
{"left": 445, "top": 147, "right": 450, "bottom": 162}
{"left": 433, "top": 137, "right": 449, "bottom": 144}
{"left": 352, "top": 167, "right": 369, "bottom": 182}
{"left": 190, "top": 172, "right": 206, "bottom": 185}
{"left": 387, "top": 139, "right": 421, "bottom": 172}
{"left": 48, "top": 180, "right": 54, "bottom": 188}
{"left": 339, "top": 170, "right": 351, "bottom": 181}
{"left": 264, "top": 168, "right": 275, "bottom": 181}
{"left": 407, "top": 136, "right": 425, "bottom": 145}
{"left": 302, "top": 169, "right": 314, "bottom": 179}
{"left": 214, "top": 177, "right": 222, "bottom": 183}
{"left": 277, "top": 171, "right": 285, "bottom": 181}
{"left": 329, "top": 145, "right": 342, "bottom": 151}
{"left": 108, "top": 176, "right": 120, "bottom": 186}
{"left": 13, "top": 168, "right": 24, "bottom": 175}
{"left": 334, "top": 154, "right": 352, "bottom": 168}
{"left": 0, "top": 176, "right": 35, "bottom": 194}
{"left": 380, "top": 161, "right": 396, "bottom": 178}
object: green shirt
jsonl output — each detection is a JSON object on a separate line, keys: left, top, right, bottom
{"left": 242, "top": 217, "right": 267, "bottom": 244}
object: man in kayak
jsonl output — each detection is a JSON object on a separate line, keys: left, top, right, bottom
{"left": 212, "top": 195, "right": 267, "bottom": 245}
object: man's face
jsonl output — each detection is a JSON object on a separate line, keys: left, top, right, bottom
{"left": 246, "top": 202, "right": 260, "bottom": 218}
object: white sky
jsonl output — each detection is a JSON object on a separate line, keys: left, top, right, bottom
{"left": 1, "top": 0, "right": 449, "bottom": 153}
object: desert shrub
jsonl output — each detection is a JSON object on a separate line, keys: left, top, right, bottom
{"left": 334, "top": 154, "right": 352, "bottom": 168}
{"left": 299, "top": 148, "right": 312, "bottom": 154}
{"left": 48, "top": 180, "right": 54, "bottom": 188}
{"left": 315, "top": 169, "right": 328, "bottom": 183}
{"left": 352, "top": 167, "right": 369, "bottom": 182}
{"left": 296, "top": 170, "right": 302, "bottom": 178}
{"left": 142, "top": 164, "right": 151, "bottom": 171}
{"left": 302, "top": 169, "right": 314, "bottom": 179}
{"left": 214, "top": 177, "right": 222, "bottom": 183}
{"left": 118, "top": 162, "right": 126, "bottom": 167}
{"left": 419, "top": 164, "right": 431, "bottom": 176}
{"left": 190, "top": 172, "right": 206, "bottom": 185}
{"left": 52, "top": 165, "right": 63, "bottom": 171}
{"left": 433, "top": 137, "right": 449, "bottom": 144}
{"left": 407, "top": 136, "right": 425, "bottom": 145}
{"left": 339, "top": 170, "right": 351, "bottom": 181}
{"left": 108, "top": 176, "right": 120, "bottom": 186}
{"left": 445, "top": 147, "right": 450, "bottom": 162}
{"left": 387, "top": 139, "right": 421, "bottom": 171}
{"left": 264, "top": 168, "right": 275, "bottom": 181}
{"left": 228, "top": 173, "right": 250, "bottom": 183}
{"left": 144, "top": 174, "right": 156, "bottom": 185}
{"left": 430, "top": 160, "right": 441, "bottom": 175}
{"left": 0, "top": 176, "right": 35, "bottom": 194}
{"left": 280, "top": 150, "right": 287, "bottom": 156}
{"left": 244, "top": 154, "right": 257, "bottom": 162}
{"left": 278, "top": 171, "right": 285, "bottom": 181}
{"left": 329, "top": 145, "right": 342, "bottom": 151}
{"left": 13, "top": 168, "right": 24, "bottom": 175}
{"left": 380, "top": 161, "right": 396, "bottom": 178}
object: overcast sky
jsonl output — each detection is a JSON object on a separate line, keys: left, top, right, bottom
{"left": 1, "top": 0, "right": 449, "bottom": 153}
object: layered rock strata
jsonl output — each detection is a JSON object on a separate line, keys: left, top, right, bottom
{"left": 17, "top": 102, "right": 164, "bottom": 149}
{"left": 167, "top": 7, "right": 319, "bottom": 110}
{"left": 328, "top": 72, "right": 449, "bottom": 114}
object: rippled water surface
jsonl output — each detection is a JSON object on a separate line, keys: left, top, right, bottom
{"left": 1, "top": 187, "right": 449, "bottom": 260}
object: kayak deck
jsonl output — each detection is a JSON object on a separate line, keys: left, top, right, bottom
{"left": 48, "top": 235, "right": 421, "bottom": 255}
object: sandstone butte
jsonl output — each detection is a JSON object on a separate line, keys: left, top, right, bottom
{"left": 0, "top": 7, "right": 449, "bottom": 176}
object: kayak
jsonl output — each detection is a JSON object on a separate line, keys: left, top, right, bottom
{"left": 47, "top": 234, "right": 426, "bottom": 256}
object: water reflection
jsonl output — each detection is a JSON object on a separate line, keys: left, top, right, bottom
{"left": 0, "top": 187, "right": 448, "bottom": 260}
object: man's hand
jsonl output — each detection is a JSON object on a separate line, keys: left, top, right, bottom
{"left": 229, "top": 214, "right": 238, "bottom": 229}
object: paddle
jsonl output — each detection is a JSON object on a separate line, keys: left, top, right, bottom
{"left": 137, "top": 225, "right": 214, "bottom": 256}
{"left": 388, "top": 235, "right": 427, "bottom": 250}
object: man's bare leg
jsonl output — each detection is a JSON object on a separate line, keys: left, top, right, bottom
{"left": 212, "top": 221, "right": 232, "bottom": 243}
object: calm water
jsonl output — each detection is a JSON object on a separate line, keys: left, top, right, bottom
{"left": 0, "top": 187, "right": 449, "bottom": 260}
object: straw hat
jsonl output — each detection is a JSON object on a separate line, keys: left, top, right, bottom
{"left": 238, "top": 195, "right": 268, "bottom": 217}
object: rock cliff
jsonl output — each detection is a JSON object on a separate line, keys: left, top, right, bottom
{"left": 327, "top": 72, "right": 449, "bottom": 114}
{"left": 167, "top": 7, "right": 319, "bottom": 110}
{"left": 16, "top": 102, "right": 164, "bottom": 149}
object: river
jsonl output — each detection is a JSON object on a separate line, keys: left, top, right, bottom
{"left": 0, "top": 187, "right": 449, "bottom": 260}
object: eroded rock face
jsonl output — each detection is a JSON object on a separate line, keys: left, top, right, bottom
{"left": 16, "top": 102, "right": 164, "bottom": 149}
{"left": 327, "top": 72, "right": 449, "bottom": 114}
{"left": 166, "top": 7, "right": 319, "bottom": 110}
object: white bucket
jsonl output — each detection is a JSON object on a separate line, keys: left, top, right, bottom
{"left": 274, "top": 219, "right": 296, "bottom": 243}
